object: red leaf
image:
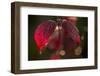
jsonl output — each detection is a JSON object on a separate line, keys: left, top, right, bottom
{"left": 50, "top": 54, "right": 60, "bottom": 60}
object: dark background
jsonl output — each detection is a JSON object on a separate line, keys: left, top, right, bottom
{"left": 28, "top": 15, "right": 88, "bottom": 61}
